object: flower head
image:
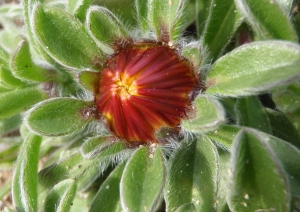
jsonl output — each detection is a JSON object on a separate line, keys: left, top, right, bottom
{"left": 96, "top": 42, "right": 199, "bottom": 143}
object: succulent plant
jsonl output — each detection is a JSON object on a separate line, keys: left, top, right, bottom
{"left": 1, "top": 0, "right": 300, "bottom": 211}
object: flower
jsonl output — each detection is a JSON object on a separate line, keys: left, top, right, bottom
{"left": 95, "top": 42, "right": 199, "bottom": 144}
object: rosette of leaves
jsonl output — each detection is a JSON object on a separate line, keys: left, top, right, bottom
{"left": 0, "top": 0, "right": 300, "bottom": 211}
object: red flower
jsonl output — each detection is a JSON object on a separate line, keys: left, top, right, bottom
{"left": 96, "top": 43, "right": 199, "bottom": 143}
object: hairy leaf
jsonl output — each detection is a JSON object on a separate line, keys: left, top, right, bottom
{"left": 12, "top": 133, "right": 42, "bottom": 212}
{"left": 228, "top": 129, "right": 290, "bottom": 211}
{"left": 206, "top": 41, "right": 300, "bottom": 96}
{"left": 33, "top": 5, "right": 104, "bottom": 70}
{"left": 235, "top": 96, "right": 271, "bottom": 133}
{"left": 235, "top": 0, "right": 297, "bottom": 41}
{"left": 182, "top": 95, "right": 225, "bottom": 133}
{"left": 203, "top": 0, "right": 242, "bottom": 61}
{"left": 25, "top": 98, "right": 93, "bottom": 136}
{"left": 0, "top": 87, "right": 46, "bottom": 119}
{"left": 120, "top": 147, "right": 165, "bottom": 212}
{"left": 87, "top": 6, "right": 130, "bottom": 49}
{"left": 90, "top": 163, "right": 125, "bottom": 212}
{"left": 44, "top": 179, "right": 77, "bottom": 212}
{"left": 11, "top": 39, "right": 52, "bottom": 82}
{"left": 165, "top": 135, "right": 219, "bottom": 211}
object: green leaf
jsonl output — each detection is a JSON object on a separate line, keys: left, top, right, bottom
{"left": 44, "top": 179, "right": 77, "bottom": 212}
{"left": 206, "top": 41, "right": 300, "bottom": 97}
{"left": 39, "top": 143, "right": 126, "bottom": 191}
{"left": 235, "top": 96, "right": 271, "bottom": 133}
{"left": 181, "top": 41, "right": 206, "bottom": 70}
{"left": 22, "top": 0, "right": 43, "bottom": 50}
{"left": 175, "top": 203, "right": 197, "bottom": 212}
{"left": 97, "top": 0, "right": 137, "bottom": 26}
{"left": 0, "top": 45, "right": 9, "bottom": 68}
{"left": 33, "top": 5, "right": 104, "bottom": 70}
{"left": 0, "top": 87, "right": 46, "bottom": 119}
{"left": 165, "top": 135, "right": 219, "bottom": 212}
{"left": 78, "top": 70, "right": 101, "bottom": 93}
{"left": 196, "top": 0, "right": 213, "bottom": 37}
{"left": 182, "top": 95, "right": 225, "bottom": 133}
{"left": 0, "top": 114, "right": 21, "bottom": 135}
{"left": 265, "top": 108, "right": 300, "bottom": 149}
{"left": 149, "top": 0, "right": 188, "bottom": 42}
{"left": 135, "top": 0, "right": 150, "bottom": 35}
{"left": 215, "top": 148, "right": 231, "bottom": 212}
{"left": 25, "top": 98, "right": 93, "bottom": 136}
{"left": 272, "top": 82, "right": 300, "bottom": 113}
{"left": 206, "top": 124, "right": 240, "bottom": 149}
{"left": 89, "top": 163, "right": 125, "bottom": 212}
{"left": 87, "top": 6, "right": 130, "bottom": 49}
{"left": 11, "top": 39, "right": 53, "bottom": 82}
{"left": 120, "top": 146, "right": 165, "bottom": 212}
{"left": 0, "top": 66, "right": 28, "bottom": 88}
{"left": 81, "top": 136, "right": 123, "bottom": 159}
{"left": 68, "top": 0, "right": 93, "bottom": 22}
{"left": 12, "top": 133, "right": 42, "bottom": 212}
{"left": 227, "top": 128, "right": 290, "bottom": 212}
{"left": 203, "top": 0, "right": 242, "bottom": 61}
{"left": 235, "top": 0, "right": 298, "bottom": 41}
{"left": 257, "top": 131, "right": 300, "bottom": 199}
{"left": 272, "top": 82, "right": 300, "bottom": 133}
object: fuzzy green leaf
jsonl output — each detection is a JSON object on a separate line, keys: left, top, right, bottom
{"left": 175, "top": 203, "right": 197, "bottom": 212}
{"left": 87, "top": 6, "right": 130, "bottom": 49}
{"left": 227, "top": 129, "right": 290, "bottom": 212}
{"left": 120, "top": 146, "right": 165, "bottom": 212}
{"left": 78, "top": 70, "right": 100, "bottom": 93}
{"left": 196, "top": 0, "right": 213, "bottom": 37}
{"left": 235, "top": 0, "right": 297, "bottom": 41}
{"left": 81, "top": 136, "right": 123, "bottom": 159}
{"left": 165, "top": 135, "right": 219, "bottom": 211}
{"left": 0, "top": 66, "right": 28, "bottom": 88}
{"left": 12, "top": 133, "right": 42, "bottom": 212}
{"left": 149, "top": 0, "right": 188, "bottom": 42}
{"left": 25, "top": 98, "right": 93, "bottom": 136}
{"left": 206, "top": 41, "right": 300, "bottom": 97}
{"left": 215, "top": 148, "right": 231, "bottom": 212}
{"left": 0, "top": 85, "right": 12, "bottom": 95}
{"left": 265, "top": 108, "right": 300, "bottom": 149}
{"left": 235, "top": 96, "right": 271, "bottom": 133}
{"left": 22, "top": 0, "right": 43, "bottom": 49}
{"left": 206, "top": 124, "right": 240, "bottom": 149}
{"left": 273, "top": 82, "right": 300, "bottom": 113}
{"left": 135, "top": 0, "right": 150, "bottom": 35}
{"left": 11, "top": 39, "right": 52, "bottom": 82}
{"left": 39, "top": 143, "right": 126, "bottom": 191}
{"left": 33, "top": 5, "right": 104, "bottom": 70}
{"left": 182, "top": 95, "right": 225, "bottom": 133}
{"left": 44, "top": 179, "right": 77, "bottom": 212}
{"left": 0, "top": 45, "right": 9, "bottom": 68}
{"left": 181, "top": 41, "right": 206, "bottom": 70}
{"left": 203, "top": 0, "right": 242, "bottom": 61}
{"left": 68, "top": 0, "right": 93, "bottom": 22}
{"left": 90, "top": 163, "right": 125, "bottom": 212}
{"left": 0, "top": 87, "right": 46, "bottom": 119}
{"left": 259, "top": 131, "right": 300, "bottom": 199}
